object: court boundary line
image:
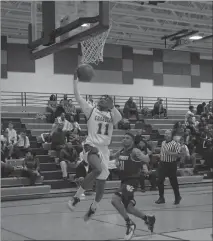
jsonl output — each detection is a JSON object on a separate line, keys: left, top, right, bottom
{"left": 2, "top": 203, "right": 212, "bottom": 218}
{"left": 161, "top": 226, "right": 213, "bottom": 234}
{"left": 1, "top": 187, "right": 212, "bottom": 209}
{"left": 90, "top": 217, "right": 213, "bottom": 239}
{"left": 1, "top": 227, "right": 35, "bottom": 240}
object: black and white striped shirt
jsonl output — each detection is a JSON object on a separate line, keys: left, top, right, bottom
{"left": 160, "top": 140, "right": 181, "bottom": 163}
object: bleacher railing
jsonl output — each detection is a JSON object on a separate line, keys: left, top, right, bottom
{"left": 1, "top": 91, "right": 211, "bottom": 111}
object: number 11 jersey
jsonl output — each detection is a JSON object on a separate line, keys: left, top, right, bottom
{"left": 86, "top": 107, "right": 114, "bottom": 146}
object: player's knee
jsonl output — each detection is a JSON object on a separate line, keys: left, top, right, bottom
{"left": 126, "top": 200, "right": 136, "bottom": 212}
{"left": 93, "top": 166, "right": 102, "bottom": 176}
{"left": 111, "top": 194, "right": 121, "bottom": 206}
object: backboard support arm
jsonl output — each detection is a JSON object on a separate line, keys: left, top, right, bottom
{"left": 28, "top": 1, "right": 109, "bottom": 60}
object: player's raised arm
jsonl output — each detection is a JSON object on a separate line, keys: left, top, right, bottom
{"left": 73, "top": 73, "right": 93, "bottom": 119}
{"left": 111, "top": 106, "right": 122, "bottom": 125}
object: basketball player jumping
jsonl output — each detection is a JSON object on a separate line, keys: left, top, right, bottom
{"left": 111, "top": 133, "right": 155, "bottom": 240}
{"left": 68, "top": 66, "right": 122, "bottom": 221}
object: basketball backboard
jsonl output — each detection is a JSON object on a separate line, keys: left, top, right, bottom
{"left": 28, "top": 1, "right": 109, "bottom": 60}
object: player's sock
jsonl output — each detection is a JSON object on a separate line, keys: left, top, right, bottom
{"left": 74, "top": 186, "right": 85, "bottom": 199}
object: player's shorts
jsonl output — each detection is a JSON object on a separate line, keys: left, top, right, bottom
{"left": 83, "top": 143, "right": 110, "bottom": 180}
{"left": 114, "top": 183, "right": 136, "bottom": 209}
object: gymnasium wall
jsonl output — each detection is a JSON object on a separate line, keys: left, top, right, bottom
{"left": 1, "top": 37, "right": 213, "bottom": 99}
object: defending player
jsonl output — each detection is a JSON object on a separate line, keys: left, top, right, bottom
{"left": 68, "top": 66, "right": 122, "bottom": 221}
{"left": 111, "top": 133, "right": 155, "bottom": 240}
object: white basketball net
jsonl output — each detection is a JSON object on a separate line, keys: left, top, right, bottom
{"left": 80, "top": 23, "right": 112, "bottom": 65}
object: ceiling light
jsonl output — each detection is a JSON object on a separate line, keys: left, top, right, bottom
{"left": 189, "top": 35, "right": 203, "bottom": 40}
{"left": 81, "top": 23, "right": 90, "bottom": 28}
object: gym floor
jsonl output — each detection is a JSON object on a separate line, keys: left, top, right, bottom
{"left": 1, "top": 186, "right": 212, "bottom": 240}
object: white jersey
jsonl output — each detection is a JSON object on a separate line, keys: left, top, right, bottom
{"left": 86, "top": 107, "right": 114, "bottom": 146}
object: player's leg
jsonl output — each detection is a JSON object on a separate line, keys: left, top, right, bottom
{"left": 126, "top": 202, "right": 155, "bottom": 233}
{"left": 111, "top": 185, "right": 136, "bottom": 240}
{"left": 84, "top": 152, "right": 109, "bottom": 221}
{"left": 168, "top": 162, "right": 181, "bottom": 205}
{"left": 155, "top": 162, "right": 166, "bottom": 204}
{"left": 84, "top": 179, "right": 106, "bottom": 221}
{"left": 68, "top": 153, "right": 102, "bottom": 210}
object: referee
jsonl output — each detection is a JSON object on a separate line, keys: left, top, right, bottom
{"left": 155, "top": 130, "right": 182, "bottom": 205}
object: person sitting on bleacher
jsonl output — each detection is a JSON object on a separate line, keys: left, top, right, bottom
{"left": 21, "top": 149, "right": 40, "bottom": 186}
{"left": 68, "top": 127, "right": 83, "bottom": 155}
{"left": 59, "top": 143, "right": 78, "bottom": 180}
{"left": 151, "top": 98, "right": 168, "bottom": 119}
{"left": 13, "top": 130, "right": 30, "bottom": 159}
{"left": 178, "top": 137, "right": 190, "bottom": 168}
{"left": 55, "top": 98, "right": 66, "bottom": 118}
{"left": 46, "top": 94, "right": 58, "bottom": 123}
{"left": 197, "top": 102, "right": 207, "bottom": 115}
{"left": 6, "top": 122, "right": 17, "bottom": 145}
{"left": 57, "top": 112, "right": 73, "bottom": 132}
{"left": 123, "top": 97, "right": 139, "bottom": 120}
{"left": 184, "top": 129, "right": 197, "bottom": 167}
{"left": 135, "top": 135, "right": 157, "bottom": 192}
{"left": 1, "top": 129, "right": 14, "bottom": 160}
{"left": 64, "top": 99, "right": 78, "bottom": 122}
{"left": 206, "top": 100, "right": 213, "bottom": 114}
{"left": 51, "top": 123, "right": 66, "bottom": 164}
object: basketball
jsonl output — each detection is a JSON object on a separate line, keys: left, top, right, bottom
{"left": 76, "top": 64, "right": 95, "bottom": 82}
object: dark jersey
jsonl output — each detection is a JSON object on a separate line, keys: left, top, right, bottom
{"left": 118, "top": 148, "right": 142, "bottom": 187}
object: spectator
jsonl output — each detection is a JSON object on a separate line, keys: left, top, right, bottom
{"left": 46, "top": 94, "right": 57, "bottom": 123}
{"left": 172, "top": 121, "right": 185, "bottom": 142}
{"left": 87, "top": 95, "right": 96, "bottom": 107}
{"left": 57, "top": 113, "right": 73, "bottom": 142}
{"left": 186, "top": 117, "right": 197, "bottom": 135}
{"left": 68, "top": 128, "right": 83, "bottom": 155}
{"left": 198, "top": 116, "right": 207, "bottom": 133}
{"left": 185, "top": 106, "right": 195, "bottom": 124}
{"left": 115, "top": 105, "right": 123, "bottom": 118}
{"left": 6, "top": 122, "right": 17, "bottom": 145}
{"left": 21, "top": 150, "right": 40, "bottom": 186}
{"left": 59, "top": 143, "right": 78, "bottom": 179}
{"left": 196, "top": 102, "right": 207, "bottom": 115}
{"left": 1, "top": 129, "right": 14, "bottom": 160}
{"left": 201, "top": 125, "right": 212, "bottom": 149}
{"left": 63, "top": 94, "right": 68, "bottom": 101}
{"left": 208, "top": 113, "right": 213, "bottom": 124}
{"left": 38, "top": 118, "right": 59, "bottom": 145}
{"left": 51, "top": 123, "right": 66, "bottom": 164}
{"left": 135, "top": 137, "right": 157, "bottom": 192}
{"left": 13, "top": 131, "right": 30, "bottom": 158}
{"left": 55, "top": 99, "right": 66, "bottom": 118}
{"left": 152, "top": 98, "right": 168, "bottom": 119}
{"left": 1, "top": 123, "right": 4, "bottom": 135}
{"left": 123, "top": 97, "right": 139, "bottom": 120}
{"left": 64, "top": 99, "right": 77, "bottom": 122}
{"left": 206, "top": 101, "right": 213, "bottom": 113}
{"left": 178, "top": 137, "right": 190, "bottom": 168}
